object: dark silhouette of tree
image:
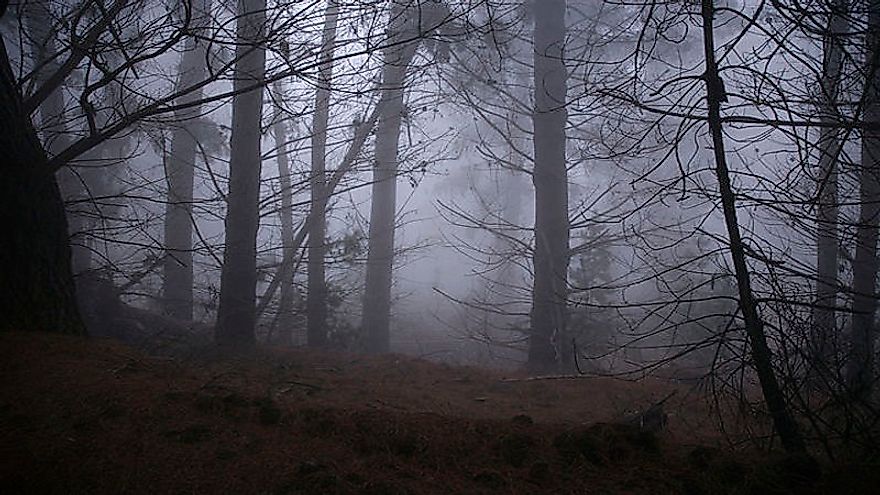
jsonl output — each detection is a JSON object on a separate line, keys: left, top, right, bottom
{"left": 0, "top": 1, "right": 84, "bottom": 334}
{"left": 215, "top": 0, "right": 267, "bottom": 347}
{"left": 528, "top": 0, "right": 569, "bottom": 372}
{"left": 699, "top": 0, "right": 805, "bottom": 453}
{"left": 848, "top": 0, "right": 880, "bottom": 399}
{"left": 811, "top": 0, "right": 848, "bottom": 386}
{"left": 361, "top": 0, "right": 448, "bottom": 353}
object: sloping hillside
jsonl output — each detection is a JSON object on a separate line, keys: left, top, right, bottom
{"left": 0, "top": 332, "right": 872, "bottom": 494}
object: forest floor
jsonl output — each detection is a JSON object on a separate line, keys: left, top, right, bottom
{"left": 0, "top": 332, "right": 876, "bottom": 494}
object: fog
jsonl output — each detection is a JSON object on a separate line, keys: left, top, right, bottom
{"left": 0, "top": 0, "right": 842, "bottom": 367}
{"left": 2, "top": 0, "right": 880, "bottom": 480}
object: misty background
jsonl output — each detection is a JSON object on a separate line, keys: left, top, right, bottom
{"left": 2, "top": 0, "right": 879, "bottom": 455}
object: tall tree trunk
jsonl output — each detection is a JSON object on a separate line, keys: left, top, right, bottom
{"left": 215, "top": 0, "right": 266, "bottom": 347}
{"left": 271, "top": 80, "right": 297, "bottom": 345}
{"left": 0, "top": 14, "right": 85, "bottom": 334}
{"left": 361, "top": 2, "right": 420, "bottom": 354}
{"left": 848, "top": 0, "right": 880, "bottom": 399}
{"left": 812, "top": 0, "right": 848, "bottom": 384}
{"left": 163, "top": 0, "right": 212, "bottom": 321}
{"left": 22, "top": 0, "right": 92, "bottom": 275}
{"left": 528, "top": 0, "right": 569, "bottom": 372}
{"left": 307, "top": 0, "right": 339, "bottom": 348}
{"left": 700, "top": 0, "right": 805, "bottom": 453}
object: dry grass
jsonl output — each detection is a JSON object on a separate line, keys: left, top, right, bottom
{"left": 0, "top": 332, "right": 875, "bottom": 494}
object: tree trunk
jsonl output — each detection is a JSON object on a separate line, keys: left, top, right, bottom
{"left": 848, "top": 0, "right": 880, "bottom": 399}
{"left": 215, "top": 0, "right": 266, "bottom": 347}
{"left": 361, "top": 2, "right": 420, "bottom": 354}
{"left": 528, "top": 0, "right": 569, "bottom": 373}
{"left": 22, "top": 0, "right": 93, "bottom": 276}
{"left": 812, "top": 0, "right": 847, "bottom": 385}
{"left": 163, "top": 0, "right": 212, "bottom": 321}
{"left": 255, "top": 99, "right": 383, "bottom": 321}
{"left": 700, "top": 0, "right": 805, "bottom": 453}
{"left": 271, "top": 81, "right": 297, "bottom": 346}
{"left": 0, "top": 21, "right": 84, "bottom": 334}
{"left": 307, "top": 0, "right": 339, "bottom": 348}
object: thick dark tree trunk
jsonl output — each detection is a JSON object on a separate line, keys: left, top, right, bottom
{"left": 307, "top": 0, "right": 339, "bottom": 348}
{"left": 22, "top": 0, "right": 93, "bottom": 276}
{"left": 163, "top": 0, "right": 212, "bottom": 321}
{"left": 700, "top": 0, "right": 805, "bottom": 453}
{"left": 215, "top": 0, "right": 266, "bottom": 347}
{"left": 848, "top": 0, "right": 880, "bottom": 398}
{"left": 0, "top": 25, "right": 84, "bottom": 334}
{"left": 361, "top": 2, "right": 420, "bottom": 354}
{"left": 528, "top": 0, "right": 569, "bottom": 373}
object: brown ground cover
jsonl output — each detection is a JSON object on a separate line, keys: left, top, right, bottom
{"left": 0, "top": 332, "right": 875, "bottom": 494}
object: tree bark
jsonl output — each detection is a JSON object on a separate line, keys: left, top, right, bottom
{"left": 528, "top": 0, "right": 569, "bottom": 373}
{"left": 163, "top": 0, "right": 212, "bottom": 322}
{"left": 700, "top": 0, "right": 805, "bottom": 453}
{"left": 307, "top": 0, "right": 339, "bottom": 348}
{"left": 215, "top": 0, "right": 266, "bottom": 347}
{"left": 848, "top": 0, "right": 880, "bottom": 399}
{"left": 0, "top": 19, "right": 85, "bottom": 334}
{"left": 361, "top": 2, "right": 420, "bottom": 354}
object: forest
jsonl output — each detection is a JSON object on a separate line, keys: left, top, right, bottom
{"left": 1, "top": 0, "right": 879, "bottom": 492}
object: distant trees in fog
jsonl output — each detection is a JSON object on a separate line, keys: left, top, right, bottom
{"left": 4, "top": 0, "right": 880, "bottom": 454}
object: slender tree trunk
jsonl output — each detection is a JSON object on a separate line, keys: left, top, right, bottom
{"left": 700, "top": 0, "right": 805, "bottom": 453}
{"left": 307, "top": 0, "right": 339, "bottom": 348}
{"left": 163, "top": 0, "right": 212, "bottom": 321}
{"left": 848, "top": 0, "right": 880, "bottom": 399}
{"left": 813, "top": 1, "right": 848, "bottom": 383}
{"left": 271, "top": 80, "right": 297, "bottom": 345}
{"left": 215, "top": 0, "right": 266, "bottom": 347}
{"left": 528, "top": 0, "right": 569, "bottom": 372}
{"left": 0, "top": 18, "right": 84, "bottom": 334}
{"left": 491, "top": 120, "right": 528, "bottom": 294}
{"left": 361, "top": 2, "right": 420, "bottom": 354}
{"left": 255, "top": 100, "right": 383, "bottom": 320}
